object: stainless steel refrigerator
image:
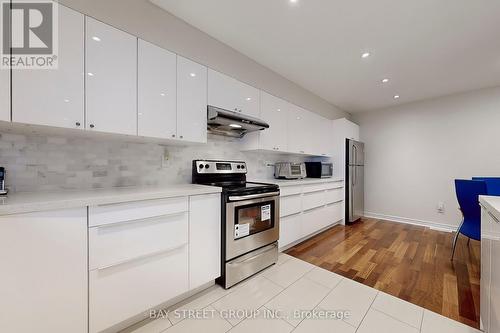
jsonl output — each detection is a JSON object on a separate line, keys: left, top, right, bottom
{"left": 345, "top": 139, "right": 364, "bottom": 223}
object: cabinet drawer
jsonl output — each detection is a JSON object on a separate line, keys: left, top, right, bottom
{"left": 325, "top": 188, "right": 343, "bottom": 204}
{"left": 279, "top": 213, "right": 302, "bottom": 248}
{"left": 89, "top": 212, "right": 188, "bottom": 270}
{"left": 303, "top": 183, "right": 328, "bottom": 193}
{"left": 280, "top": 195, "right": 302, "bottom": 217}
{"left": 280, "top": 185, "right": 302, "bottom": 197}
{"left": 301, "top": 207, "right": 328, "bottom": 238}
{"left": 89, "top": 245, "right": 188, "bottom": 333}
{"left": 303, "top": 190, "right": 326, "bottom": 210}
{"left": 325, "top": 202, "right": 343, "bottom": 224}
{"left": 89, "top": 196, "right": 188, "bottom": 227}
{"left": 324, "top": 181, "right": 343, "bottom": 190}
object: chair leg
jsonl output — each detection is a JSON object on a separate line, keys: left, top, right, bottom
{"left": 451, "top": 219, "right": 464, "bottom": 261}
{"left": 467, "top": 238, "right": 470, "bottom": 246}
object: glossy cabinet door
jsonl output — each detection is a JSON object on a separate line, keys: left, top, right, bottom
{"left": 0, "top": 65, "right": 9, "bottom": 122}
{"left": 259, "top": 92, "right": 288, "bottom": 151}
{"left": 86, "top": 17, "right": 137, "bottom": 135}
{"left": 0, "top": 208, "right": 87, "bottom": 333}
{"left": 287, "top": 104, "right": 308, "bottom": 154}
{"left": 189, "top": 193, "right": 221, "bottom": 289}
{"left": 12, "top": 5, "right": 84, "bottom": 129}
{"left": 481, "top": 207, "right": 492, "bottom": 332}
{"left": 138, "top": 39, "right": 176, "bottom": 139}
{"left": 489, "top": 209, "right": 500, "bottom": 333}
{"left": 208, "top": 69, "right": 260, "bottom": 117}
{"left": 177, "top": 56, "right": 208, "bottom": 143}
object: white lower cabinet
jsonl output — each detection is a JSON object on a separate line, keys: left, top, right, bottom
{"left": 189, "top": 193, "right": 221, "bottom": 289}
{"left": 278, "top": 182, "right": 344, "bottom": 249}
{"left": 89, "top": 246, "right": 188, "bottom": 333}
{"left": 0, "top": 208, "right": 87, "bottom": 333}
{"left": 481, "top": 205, "right": 500, "bottom": 333}
{"left": 279, "top": 213, "right": 302, "bottom": 248}
{"left": 87, "top": 193, "right": 220, "bottom": 332}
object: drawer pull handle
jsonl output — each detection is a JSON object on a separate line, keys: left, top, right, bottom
{"left": 96, "top": 243, "right": 187, "bottom": 271}
{"left": 93, "top": 211, "right": 187, "bottom": 228}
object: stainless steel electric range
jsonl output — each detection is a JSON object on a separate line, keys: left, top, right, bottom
{"left": 192, "top": 160, "right": 280, "bottom": 289}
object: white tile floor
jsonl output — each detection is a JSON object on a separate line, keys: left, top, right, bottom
{"left": 126, "top": 254, "right": 481, "bottom": 333}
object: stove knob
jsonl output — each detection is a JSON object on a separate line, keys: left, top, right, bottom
{"left": 199, "top": 164, "right": 204, "bottom": 169}
{"left": 205, "top": 164, "right": 210, "bottom": 169}
{"left": 240, "top": 165, "right": 245, "bottom": 169}
{"left": 236, "top": 165, "right": 240, "bottom": 169}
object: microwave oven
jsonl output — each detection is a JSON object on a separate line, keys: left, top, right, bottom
{"left": 274, "top": 162, "right": 306, "bottom": 179}
{"left": 304, "top": 162, "right": 333, "bottom": 178}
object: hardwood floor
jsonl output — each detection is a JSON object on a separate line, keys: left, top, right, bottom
{"left": 285, "top": 218, "right": 480, "bottom": 329}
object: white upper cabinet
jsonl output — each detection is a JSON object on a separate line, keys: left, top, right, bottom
{"left": 208, "top": 69, "right": 260, "bottom": 117}
{"left": 259, "top": 92, "right": 288, "bottom": 151}
{"left": 85, "top": 17, "right": 137, "bottom": 135}
{"left": 0, "top": 64, "right": 9, "bottom": 122}
{"left": 12, "top": 5, "right": 84, "bottom": 129}
{"left": 138, "top": 39, "right": 177, "bottom": 139}
{"left": 177, "top": 56, "right": 208, "bottom": 143}
{"left": 287, "top": 105, "right": 309, "bottom": 154}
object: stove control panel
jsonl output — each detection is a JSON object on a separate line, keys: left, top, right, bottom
{"left": 194, "top": 160, "right": 246, "bottom": 174}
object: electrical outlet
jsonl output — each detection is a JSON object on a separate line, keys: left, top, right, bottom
{"left": 437, "top": 202, "right": 445, "bottom": 214}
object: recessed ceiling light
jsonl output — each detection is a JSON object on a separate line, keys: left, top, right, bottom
{"left": 393, "top": 95, "right": 400, "bottom": 99}
{"left": 296, "top": 116, "right": 301, "bottom": 120}
{"left": 289, "top": 0, "right": 298, "bottom": 3}
{"left": 189, "top": 73, "right": 196, "bottom": 77}
{"left": 87, "top": 72, "right": 94, "bottom": 76}
{"left": 229, "top": 124, "right": 242, "bottom": 128}
{"left": 277, "top": 108, "right": 281, "bottom": 112}
{"left": 246, "top": 97, "right": 252, "bottom": 101}
{"left": 160, "top": 93, "right": 166, "bottom": 96}
{"left": 63, "top": 99, "right": 70, "bottom": 103}
{"left": 382, "top": 78, "right": 389, "bottom": 83}
{"left": 92, "top": 36, "right": 101, "bottom": 42}
{"left": 361, "top": 52, "right": 371, "bottom": 59}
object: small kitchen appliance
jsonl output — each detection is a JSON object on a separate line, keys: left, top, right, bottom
{"left": 0, "top": 167, "right": 7, "bottom": 195}
{"left": 274, "top": 162, "right": 306, "bottom": 179}
{"left": 305, "top": 162, "right": 333, "bottom": 178}
{"left": 192, "top": 160, "right": 280, "bottom": 289}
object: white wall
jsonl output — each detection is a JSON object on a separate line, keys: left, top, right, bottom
{"left": 58, "top": 0, "right": 348, "bottom": 120}
{"left": 353, "top": 86, "right": 500, "bottom": 230}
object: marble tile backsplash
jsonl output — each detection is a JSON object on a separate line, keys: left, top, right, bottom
{"left": 0, "top": 132, "right": 311, "bottom": 193}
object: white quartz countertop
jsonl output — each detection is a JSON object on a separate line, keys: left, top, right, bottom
{"left": 480, "top": 196, "right": 500, "bottom": 221}
{"left": 252, "top": 177, "right": 344, "bottom": 187}
{"left": 0, "top": 184, "right": 222, "bottom": 216}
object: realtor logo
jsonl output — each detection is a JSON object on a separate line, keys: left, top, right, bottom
{"left": 1, "top": 1, "right": 58, "bottom": 69}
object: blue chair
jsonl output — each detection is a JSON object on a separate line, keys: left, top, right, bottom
{"left": 451, "top": 179, "right": 488, "bottom": 260}
{"left": 472, "top": 177, "right": 500, "bottom": 196}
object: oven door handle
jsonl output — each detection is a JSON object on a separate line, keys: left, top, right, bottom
{"left": 228, "top": 191, "right": 280, "bottom": 201}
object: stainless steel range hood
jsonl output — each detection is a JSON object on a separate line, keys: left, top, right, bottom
{"left": 207, "top": 105, "right": 269, "bottom": 138}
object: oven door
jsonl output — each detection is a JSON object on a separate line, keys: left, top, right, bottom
{"left": 225, "top": 192, "right": 280, "bottom": 260}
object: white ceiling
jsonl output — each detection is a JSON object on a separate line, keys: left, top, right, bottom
{"left": 151, "top": 0, "right": 500, "bottom": 113}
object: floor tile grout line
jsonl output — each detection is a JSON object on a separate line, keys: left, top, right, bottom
{"left": 370, "top": 307, "right": 421, "bottom": 331}
{"left": 290, "top": 276, "right": 349, "bottom": 332}
{"left": 354, "top": 290, "right": 379, "bottom": 332}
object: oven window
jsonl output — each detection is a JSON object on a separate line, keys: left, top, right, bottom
{"left": 234, "top": 201, "right": 275, "bottom": 240}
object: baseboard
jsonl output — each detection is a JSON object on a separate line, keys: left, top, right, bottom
{"left": 364, "top": 212, "right": 456, "bottom": 233}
